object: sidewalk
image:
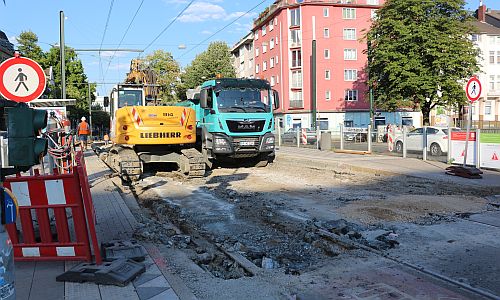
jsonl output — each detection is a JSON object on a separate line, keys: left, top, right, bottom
{"left": 277, "top": 146, "right": 500, "bottom": 189}
{"left": 14, "top": 152, "right": 195, "bottom": 300}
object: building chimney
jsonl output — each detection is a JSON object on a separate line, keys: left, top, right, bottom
{"left": 478, "top": 3, "right": 486, "bottom": 22}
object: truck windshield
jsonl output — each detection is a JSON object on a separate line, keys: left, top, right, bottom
{"left": 215, "top": 88, "right": 270, "bottom": 113}
{"left": 118, "top": 90, "right": 142, "bottom": 108}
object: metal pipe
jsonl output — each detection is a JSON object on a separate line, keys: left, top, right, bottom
{"left": 60, "top": 11, "right": 66, "bottom": 100}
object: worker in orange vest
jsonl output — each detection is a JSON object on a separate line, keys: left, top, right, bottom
{"left": 77, "top": 116, "right": 90, "bottom": 151}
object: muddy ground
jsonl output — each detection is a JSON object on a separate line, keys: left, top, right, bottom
{"left": 123, "top": 155, "right": 500, "bottom": 300}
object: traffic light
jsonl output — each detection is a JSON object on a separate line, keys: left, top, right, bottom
{"left": 5, "top": 105, "right": 48, "bottom": 167}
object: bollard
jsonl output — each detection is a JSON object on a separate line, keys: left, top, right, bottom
{"left": 277, "top": 126, "right": 281, "bottom": 148}
{"left": 367, "top": 125, "right": 372, "bottom": 153}
{"left": 296, "top": 129, "right": 300, "bottom": 148}
{"left": 476, "top": 129, "right": 481, "bottom": 168}
{"left": 320, "top": 131, "right": 332, "bottom": 151}
{"left": 447, "top": 126, "right": 452, "bottom": 164}
{"left": 340, "top": 124, "right": 344, "bottom": 150}
{"left": 403, "top": 126, "right": 407, "bottom": 158}
{"left": 423, "top": 126, "right": 427, "bottom": 161}
{"left": 316, "top": 128, "right": 320, "bottom": 150}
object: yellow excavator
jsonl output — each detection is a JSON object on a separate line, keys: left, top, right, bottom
{"left": 99, "top": 59, "right": 205, "bottom": 181}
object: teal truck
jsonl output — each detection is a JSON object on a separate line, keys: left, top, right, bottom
{"left": 179, "top": 78, "right": 279, "bottom": 168}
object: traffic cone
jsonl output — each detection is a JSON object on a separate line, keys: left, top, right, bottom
{"left": 493, "top": 152, "right": 499, "bottom": 161}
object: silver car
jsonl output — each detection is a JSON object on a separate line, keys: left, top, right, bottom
{"left": 0, "top": 226, "right": 15, "bottom": 300}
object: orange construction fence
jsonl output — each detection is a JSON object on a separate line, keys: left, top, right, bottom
{"left": 4, "top": 152, "right": 102, "bottom": 264}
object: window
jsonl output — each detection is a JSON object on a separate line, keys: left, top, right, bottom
{"left": 262, "top": 25, "right": 267, "bottom": 36}
{"left": 323, "top": 8, "right": 329, "bottom": 17}
{"left": 325, "top": 90, "right": 331, "bottom": 101}
{"left": 343, "top": 28, "right": 356, "bottom": 40}
{"left": 263, "top": 61, "right": 267, "bottom": 71}
{"left": 271, "top": 76, "right": 276, "bottom": 86}
{"left": 344, "top": 69, "right": 357, "bottom": 81}
{"left": 256, "top": 64, "right": 260, "bottom": 73}
{"left": 490, "top": 51, "right": 495, "bottom": 64}
{"left": 249, "top": 58, "right": 253, "bottom": 69}
{"left": 291, "top": 70, "right": 302, "bottom": 88}
{"left": 263, "top": 44, "right": 267, "bottom": 53}
{"left": 343, "top": 8, "right": 356, "bottom": 19}
{"left": 291, "top": 50, "right": 302, "bottom": 68}
{"left": 270, "top": 57, "right": 275, "bottom": 68}
{"left": 290, "top": 8, "right": 300, "bottom": 26}
{"left": 277, "top": 75, "right": 279, "bottom": 84}
{"left": 323, "top": 28, "right": 330, "bottom": 38}
{"left": 489, "top": 36, "right": 496, "bottom": 44}
{"left": 497, "top": 75, "right": 500, "bottom": 90}
{"left": 344, "top": 48, "right": 357, "bottom": 60}
{"left": 274, "top": 18, "right": 278, "bottom": 26}
{"left": 366, "top": 0, "right": 379, "bottom": 4}
{"left": 255, "top": 31, "right": 258, "bottom": 40}
{"left": 290, "top": 29, "right": 301, "bottom": 47}
{"left": 485, "top": 101, "right": 492, "bottom": 115}
{"left": 276, "top": 36, "right": 279, "bottom": 45}
{"left": 490, "top": 75, "right": 495, "bottom": 90}
{"left": 276, "top": 56, "right": 279, "bottom": 64}
{"left": 290, "top": 90, "right": 303, "bottom": 108}
{"left": 269, "top": 21, "right": 274, "bottom": 31}
{"left": 344, "top": 120, "right": 354, "bottom": 127}
{"left": 324, "top": 49, "right": 330, "bottom": 59}
{"left": 345, "top": 90, "right": 358, "bottom": 101}
{"left": 325, "top": 70, "right": 331, "bottom": 80}
{"left": 256, "top": 47, "right": 259, "bottom": 57}
{"left": 497, "top": 51, "right": 500, "bottom": 64}
{"left": 270, "top": 38, "right": 275, "bottom": 49}
{"left": 471, "top": 34, "right": 479, "bottom": 42}
{"left": 318, "top": 118, "right": 329, "bottom": 130}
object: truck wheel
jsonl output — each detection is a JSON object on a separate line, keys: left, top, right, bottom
{"left": 202, "top": 147, "right": 213, "bottom": 169}
{"left": 396, "top": 141, "right": 403, "bottom": 153}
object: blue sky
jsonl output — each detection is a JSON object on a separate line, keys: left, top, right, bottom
{"left": 1, "top": 0, "right": 497, "bottom": 96}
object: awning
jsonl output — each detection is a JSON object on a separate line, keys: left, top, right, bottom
{"left": 29, "top": 98, "right": 77, "bottom": 107}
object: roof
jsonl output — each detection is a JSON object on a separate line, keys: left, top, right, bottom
{"left": 231, "top": 32, "right": 254, "bottom": 53}
{"left": 487, "top": 9, "right": 500, "bottom": 21}
{"left": 472, "top": 20, "right": 500, "bottom": 35}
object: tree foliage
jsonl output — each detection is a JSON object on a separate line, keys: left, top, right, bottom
{"left": 16, "top": 31, "right": 45, "bottom": 63}
{"left": 179, "top": 41, "right": 235, "bottom": 100}
{"left": 366, "top": 0, "right": 480, "bottom": 124}
{"left": 141, "top": 50, "right": 181, "bottom": 103}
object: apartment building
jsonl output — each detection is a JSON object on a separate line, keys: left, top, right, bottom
{"left": 231, "top": 32, "right": 255, "bottom": 79}
{"left": 0, "top": 30, "right": 14, "bottom": 63}
{"left": 471, "top": 4, "right": 500, "bottom": 128}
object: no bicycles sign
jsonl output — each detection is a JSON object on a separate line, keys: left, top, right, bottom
{"left": 0, "top": 54, "right": 46, "bottom": 102}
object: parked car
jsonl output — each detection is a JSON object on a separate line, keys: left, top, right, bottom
{"left": 0, "top": 226, "right": 15, "bottom": 300}
{"left": 393, "top": 127, "right": 460, "bottom": 156}
{"left": 344, "top": 132, "right": 367, "bottom": 142}
{"left": 281, "top": 128, "right": 317, "bottom": 144}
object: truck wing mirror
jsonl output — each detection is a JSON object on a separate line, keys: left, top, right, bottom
{"left": 103, "top": 96, "right": 109, "bottom": 107}
{"left": 200, "top": 89, "right": 209, "bottom": 108}
{"left": 272, "top": 90, "right": 280, "bottom": 109}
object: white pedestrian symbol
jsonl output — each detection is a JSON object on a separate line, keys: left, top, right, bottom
{"left": 14, "top": 67, "right": 29, "bottom": 92}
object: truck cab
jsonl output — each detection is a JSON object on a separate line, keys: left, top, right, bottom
{"left": 184, "top": 78, "right": 279, "bottom": 167}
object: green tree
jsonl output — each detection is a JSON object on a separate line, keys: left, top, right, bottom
{"left": 16, "top": 31, "right": 45, "bottom": 63}
{"left": 43, "top": 46, "right": 95, "bottom": 110}
{"left": 142, "top": 50, "right": 181, "bottom": 103}
{"left": 366, "top": 0, "right": 480, "bottom": 125}
{"left": 179, "top": 41, "right": 235, "bottom": 100}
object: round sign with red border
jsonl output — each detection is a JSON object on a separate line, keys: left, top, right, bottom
{"left": 466, "top": 76, "right": 482, "bottom": 103}
{"left": 0, "top": 56, "right": 46, "bottom": 102}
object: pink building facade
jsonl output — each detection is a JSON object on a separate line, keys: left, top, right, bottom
{"left": 252, "top": 0, "right": 394, "bottom": 130}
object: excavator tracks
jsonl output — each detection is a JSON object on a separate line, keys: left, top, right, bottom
{"left": 180, "top": 148, "right": 206, "bottom": 178}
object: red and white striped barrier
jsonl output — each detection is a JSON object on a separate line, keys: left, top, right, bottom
{"left": 180, "top": 108, "right": 187, "bottom": 126}
{"left": 301, "top": 128, "right": 307, "bottom": 145}
{"left": 4, "top": 152, "right": 101, "bottom": 263}
{"left": 387, "top": 125, "right": 395, "bottom": 152}
{"left": 131, "top": 107, "right": 144, "bottom": 126}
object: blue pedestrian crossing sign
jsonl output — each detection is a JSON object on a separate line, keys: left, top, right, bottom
{"left": 1, "top": 187, "right": 18, "bottom": 225}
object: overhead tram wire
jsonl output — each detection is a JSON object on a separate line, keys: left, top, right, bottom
{"left": 142, "top": 0, "right": 196, "bottom": 53}
{"left": 176, "top": 0, "right": 268, "bottom": 61}
{"left": 103, "top": 0, "right": 145, "bottom": 80}
{"left": 98, "top": 0, "right": 115, "bottom": 94}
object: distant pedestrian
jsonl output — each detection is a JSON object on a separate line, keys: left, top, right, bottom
{"left": 104, "top": 133, "right": 110, "bottom": 145}
{"left": 77, "top": 117, "right": 90, "bottom": 151}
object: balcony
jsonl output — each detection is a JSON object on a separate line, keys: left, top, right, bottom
{"left": 289, "top": 100, "right": 304, "bottom": 108}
